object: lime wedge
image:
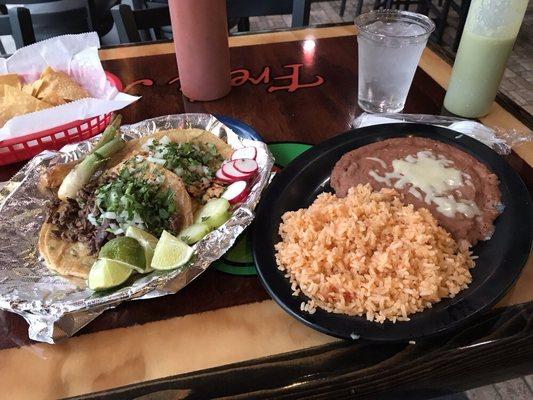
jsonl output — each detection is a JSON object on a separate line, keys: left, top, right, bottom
{"left": 99, "top": 236, "right": 146, "bottom": 272}
{"left": 151, "top": 230, "right": 194, "bottom": 271}
{"left": 88, "top": 258, "right": 133, "bottom": 291}
{"left": 125, "top": 226, "right": 158, "bottom": 273}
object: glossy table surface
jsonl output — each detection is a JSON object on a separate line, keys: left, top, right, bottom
{"left": 0, "top": 26, "right": 532, "bottom": 400}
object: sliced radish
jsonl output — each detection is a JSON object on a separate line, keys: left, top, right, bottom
{"left": 231, "top": 147, "right": 257, "bottom": 161}
{"left": 222, "top": 161, "right": 253, "bottom": 179}
{"left": 233, "top": 159, "right": 258, "bottom": 175}
{"left": 215, "top": 167, "right": 234, "bottom": 183}
{"left": 222, "top": 181, "right": 249, "bottom": 204}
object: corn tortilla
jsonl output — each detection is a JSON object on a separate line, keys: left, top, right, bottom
{"left": 40, "top": 161, "right": 194, "bottom": 279}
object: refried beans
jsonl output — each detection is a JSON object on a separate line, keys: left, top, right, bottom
{"left": 330, "top": 137, "right": 501, "bottom": 244}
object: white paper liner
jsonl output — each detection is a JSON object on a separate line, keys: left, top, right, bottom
{"left": 352, "top": 113, "right": 533, "bottom": 155}
{"left": 0, "top": 32, "right": 139, "bottom": 140}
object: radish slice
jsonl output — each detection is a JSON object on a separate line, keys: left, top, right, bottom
{"left": 222, "top": 181, "right": 249, "bottom": 204}
{"left": 222, "top": 161, "right": 252, "bottom": 179}
{"left": 233, "top": 159, "right": 258, "bottom": 174}
{"left": 231, "top": 147, "right": 257, "bottom": 161}
{"left": 215, "top": 168, "right": 234, "bottom": 183}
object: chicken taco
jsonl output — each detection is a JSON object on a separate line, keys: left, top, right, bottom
{"left": 112, "top": 129, "right": 233, "bottom": 203}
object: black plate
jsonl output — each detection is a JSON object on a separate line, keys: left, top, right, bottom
{"left": 252, "top": 123, "right": 533, "bottom": 342}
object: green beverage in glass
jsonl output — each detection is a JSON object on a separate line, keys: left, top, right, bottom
{"left": 444, "top": 0, "right": 528, "bottom": 118}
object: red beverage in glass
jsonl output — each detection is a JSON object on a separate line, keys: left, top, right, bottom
{"left": 168, "top": 0, "right": 231, "bottom": 101}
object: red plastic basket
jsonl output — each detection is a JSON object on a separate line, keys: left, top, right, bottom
{"left": 0, "top": 71, "right": 123, "bottom": 167}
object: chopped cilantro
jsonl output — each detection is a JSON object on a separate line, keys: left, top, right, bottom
{"left": 95, "top": 161, "right": 176, "bottom": 236}
{"left": 148, "top": 140, "right": 223, "bottom": 187}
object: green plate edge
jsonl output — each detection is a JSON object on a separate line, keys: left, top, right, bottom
{"left": 214, "top": 142, "right": 313, "bottom": 275}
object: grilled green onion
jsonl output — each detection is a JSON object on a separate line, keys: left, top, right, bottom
{"left": 58, "top": 124, "right": 125, "bottom": 200}
{"left": 91, "top": 114, "right": 122, "bottom": 152}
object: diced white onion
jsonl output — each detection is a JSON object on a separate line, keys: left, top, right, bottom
{"left": 103, "top": 211, "right": 117, "bottom": 220}
{"left": 154, "top": 148, "right": 167, "bottom": 157}
{"left": 159, "top": 135, "right": 170, "bottom": 145}
{"left": 132, "top": 212, "right": 144, "bottom": 224}
{"left": 87, "top": 213, "right": 98, "bottom": 227}
{"left": 141, "top": 138, "right": 155, "bottom": 151}
{"left": 146, "top": 156, "right": 166, "bottom": 165}
{"left": 112, "top": 228, "right": 124, "bottom": 235}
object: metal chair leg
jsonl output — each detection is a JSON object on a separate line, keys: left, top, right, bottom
{"left": 237, "top": 17, "right": 250, "bottom": 32}
{"left": 356, "top": 0, "right": 364, "bottom": 15}
{"left": 453, "top": 0, "right": 471, "bottom": 51}
{"left": 435, "top": 0, "right": 452, "bottom": 43}
{"left": 340, "top": 0, "right": 347, "bottom": 16}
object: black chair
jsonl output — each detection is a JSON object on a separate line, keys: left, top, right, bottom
{"left": 382, "top": 0, "right": 471, "bottom": 47}
{"left": 227, "top": 0, "right": 311, "bottom": 32}
{"left": 0, "top": 0, "right": 95, "bottom": 42}
{"left": 450, "top": 0, "right": 470, "bottom": 51}
{"left": 345, "top": 0, "right": 470, "bottom": 48}
{"left": 129, "top": 0, "right": 311, "bottom": 34}
{"left": 0, "top": 7, "right": 35, "bottom": 54}
{"left": 131, "top": 0, "right": 171, "bottom": 42}
{"left": 111, "top": 3, "right": 170, "bottom": 43}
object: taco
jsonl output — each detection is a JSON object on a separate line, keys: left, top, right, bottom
{"left": 110, "top": 129, "right": 233, "bottom": 201}
{"left": 42, "top": 128, "right": 233, "bottom": 203}
{"left": 40, "top": 157, "right": 193, "bottom": 279}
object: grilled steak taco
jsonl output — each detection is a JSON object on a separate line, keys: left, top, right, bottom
{"left": 39, "top": 118, "right": 235, "bottom": 280}
{"left": 40, "top": 157, "right": 194, "bottom": 279}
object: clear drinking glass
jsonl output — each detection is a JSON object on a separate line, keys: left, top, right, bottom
{"left": 355, "top": 10, "right": 435, "bottom": 113}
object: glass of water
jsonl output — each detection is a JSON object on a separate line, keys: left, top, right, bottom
{"left": 355, "top": 10, "right": 435, "bottom": 113}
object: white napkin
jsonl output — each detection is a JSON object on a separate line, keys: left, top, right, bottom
{"left": 353, "top": 113, "right": 514, "bottom": 155}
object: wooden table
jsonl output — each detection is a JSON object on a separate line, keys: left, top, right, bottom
{"left": 0, "top": 25, "right": 532, "bottom": 400}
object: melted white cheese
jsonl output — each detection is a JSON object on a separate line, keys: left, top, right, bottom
{"left": 365, "top": 157, "right": 387, "bottom": 169}
{"left": 369, "top": 150, "right": 480, "bottom": 218}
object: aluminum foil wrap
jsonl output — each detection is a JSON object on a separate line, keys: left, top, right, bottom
{"left": 0, "top": 113, "right": 274, "bottom": 343}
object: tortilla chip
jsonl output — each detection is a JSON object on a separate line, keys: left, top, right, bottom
{"left": 21, "top": 84, "right": 33, "bottom": 95}
{"left": 41, "top": 66, "right": 54, "bottom": 77}
{"left": 22, "top": 78, "right": 45, "bottom": 97}
{"left": 0, "top": 73, "right": 22, "bottom": 90}
{"left": 41, "top": 91, "right": 67, "bottom": 106}
{"left": 35, "top": 67, "right": 89, "bottom": 102}
{"left": 0, "top": 85, "right": 51, "bottom": 127}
